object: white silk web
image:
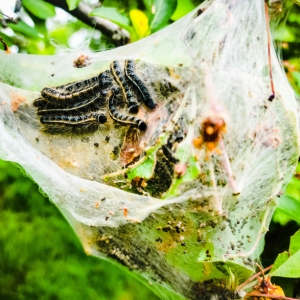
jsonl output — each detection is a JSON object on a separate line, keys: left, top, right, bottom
{"left": 0, "top": 0, "right": 299, "bottom": 299}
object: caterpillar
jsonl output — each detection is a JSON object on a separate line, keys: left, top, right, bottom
{"left": 41, "top": 76, "right": 99, "bottom": 102}
{"left": 39, "top": 112, "right": 107, "bottom": 134}
{"left": 35, "top": 91, "right": 109, "bottom": 114}
{"left": 124, "top": 60, "right": 157, "bottom": 109}
{"left": 38, "top": 70, "right": 113, "bottom": 104}
{"left": 34, "top": 61, "right": 153, "bottom": 134}
{"left": 110, "top": 60, "right": 139, "bottom": 114}
{"left": 107, "top": 88, "right": 147, "bottom": 131}
{"left": 34, "top": 71, "right": 113, "bottom": 110}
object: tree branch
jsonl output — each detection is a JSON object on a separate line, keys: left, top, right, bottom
{"left": 245, "top": 292, "right": 299, "bottom": 300}
{"left": 44, "top": 0, "right": 130, "bottom": 46}
{"left": 236, "top": 264, "right": 273, "bottom": 291}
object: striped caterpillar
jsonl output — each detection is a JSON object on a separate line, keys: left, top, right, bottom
{"left": 34, "top": 71, "right": 112, "bottom": 108}
{"left": 124, "top": 60, "right": 157, "bottom": 109}
{"left": 40, "top": 112, "right": 108, "bottom": 135}
{"left": 107, "top": 87, "right": 147, "bottom": 131}
{"left": 34, "top": 60, "right": 154, "bottom": 134}
{"left": 110, "top": 61, "right": 139, "bottom": 114}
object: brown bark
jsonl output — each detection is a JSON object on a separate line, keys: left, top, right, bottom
{"left": 44, "top": 0, "right": 130, "bottom": 46}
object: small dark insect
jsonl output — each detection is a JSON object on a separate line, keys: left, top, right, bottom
{"left": 14, "top": 0, "right": 22, "bottom": 13}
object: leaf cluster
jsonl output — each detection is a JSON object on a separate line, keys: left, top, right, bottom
{"left": 0, "top": 0, "right": 202, "bottom": 53}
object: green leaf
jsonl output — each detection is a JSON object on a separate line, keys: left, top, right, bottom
{"left": 148, "top": 0, "right": 177, "bottom": 32}
{"left": 292, "top": 72, "right": 300, "bottom": 90}
{"left": 276, "top": 195, "right": 300, "bottom": 223}
{"left": 272, "top": 210, "right": 293, "bottom": 226}
{"left": 127, "top": 152, "right": 156, "bottom": 180}
{"left": 291, "top": 0, "right": 300, "bottom": 7}
{"left": 126, "top": 133, "right": 169, "bottom": 180}
{"left": 66, "top": 0, "right": 81, "bottom": 11}
{"left": 129, "top": 9, "right": 149, "bottom": 39}
{"left": 0, "top": 32, "right": 13, "bottom": 47}
{"left": 271, "top": 229, "right": 300, "bottom": 278}
{"left": 23, "top": 0, "right": 56, "bottom": 19}
{"left": 143, "top": 0, "right": 152, "bottom": 12}
{"left": 171, "top": 0, "right": 195, "bottom": 21}
{"left": 163, "top": 142, "right": 200, "bottom": 198}
{"left": 273, "top": 24, "right": 295, "bottom": 42}
{"left": 288, "top": 12, "right": 300, "bottom": 24}
{"left": 8, "top": 21, "right": 41, "bottom": 39}
{"left": 90, "top": 7, "right": 130, "bottom": 28}
{"left": 163, "top": 155, "right": 200, "bottom": 198}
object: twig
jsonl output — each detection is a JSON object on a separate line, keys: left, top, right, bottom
{"left": 208, "top": 156, "right": 223, "bottom": 214}
{"left": 265, "top": 1, "right": 275, "bottom": 101}
{"left": 44, "top": 0, "right": 130, "bottom": 46}
{"left": 245, "top": 292, "right": 299, "bottom": 300}
{"left": 219, "top": 136, "right": 239, "bottom": 195}
{"left": 236, "top": 264, "right": 273, "bottom": 291}
{"left": 0, "top": 11, "right": 14, "bottom": 20}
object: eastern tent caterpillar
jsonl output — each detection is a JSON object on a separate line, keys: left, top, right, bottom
{"left": 99, "top": 70, "right": 113, "bottom": 89}
{"left": 107, "top": 88, "right": 147, "bottom": 131}
{"left": 35, "top": 93, "right": 107, "bottom": 114}
{"left": 34, "top": 61, "right": 152, "bottom": 134}
{"left": 124, "top": 60, "right": 157, "bottom": 109}
{"left": 40, "top": 112, "right": 107, "bottom": 134}
{"left": 110, "top": 61, "right": 139, "bottom": 114}
{"left": 41, "top": 76, "right": 99, "bottom": 102}
{"left": 34, "top": 71, "right": 113, "bottom": 110}
{"left": 39, "top": 71, "right": 113, "bottom": 104}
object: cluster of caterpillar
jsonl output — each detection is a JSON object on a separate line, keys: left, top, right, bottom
{"left": 33, "top": 60, "right": 156, "bottom": 134}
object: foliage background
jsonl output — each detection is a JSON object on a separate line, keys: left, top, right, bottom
{"left": 0, "top": 0, "right": 300, "bottom": 299}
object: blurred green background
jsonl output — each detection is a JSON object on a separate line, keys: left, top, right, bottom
{"left": 0, "top": 0, "right": 300, "bottom": 299}
{"left": 0, "top": 160, "right": 159, "bottom": 299}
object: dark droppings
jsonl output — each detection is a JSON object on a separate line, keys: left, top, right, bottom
{"left": 145, "top": 151, "right": 174, "bottom": 198}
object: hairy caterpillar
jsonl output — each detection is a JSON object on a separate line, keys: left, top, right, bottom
{"left": 41, "top": 76, "right": 100, "bottom": 102}
{"left": 40, "top": 112, "right": 108, "bottom": 134}
{"left": 124, "top": 60, "right": 157, "bottom": 109}
{"left": 107, "top": 88, "right": 147, "bottom": 131}
{"left": 110, "top": 60, "right": 139, "bottom": 114}
{"left": 34, "top": 61, "right": 153, "bottom": 134}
